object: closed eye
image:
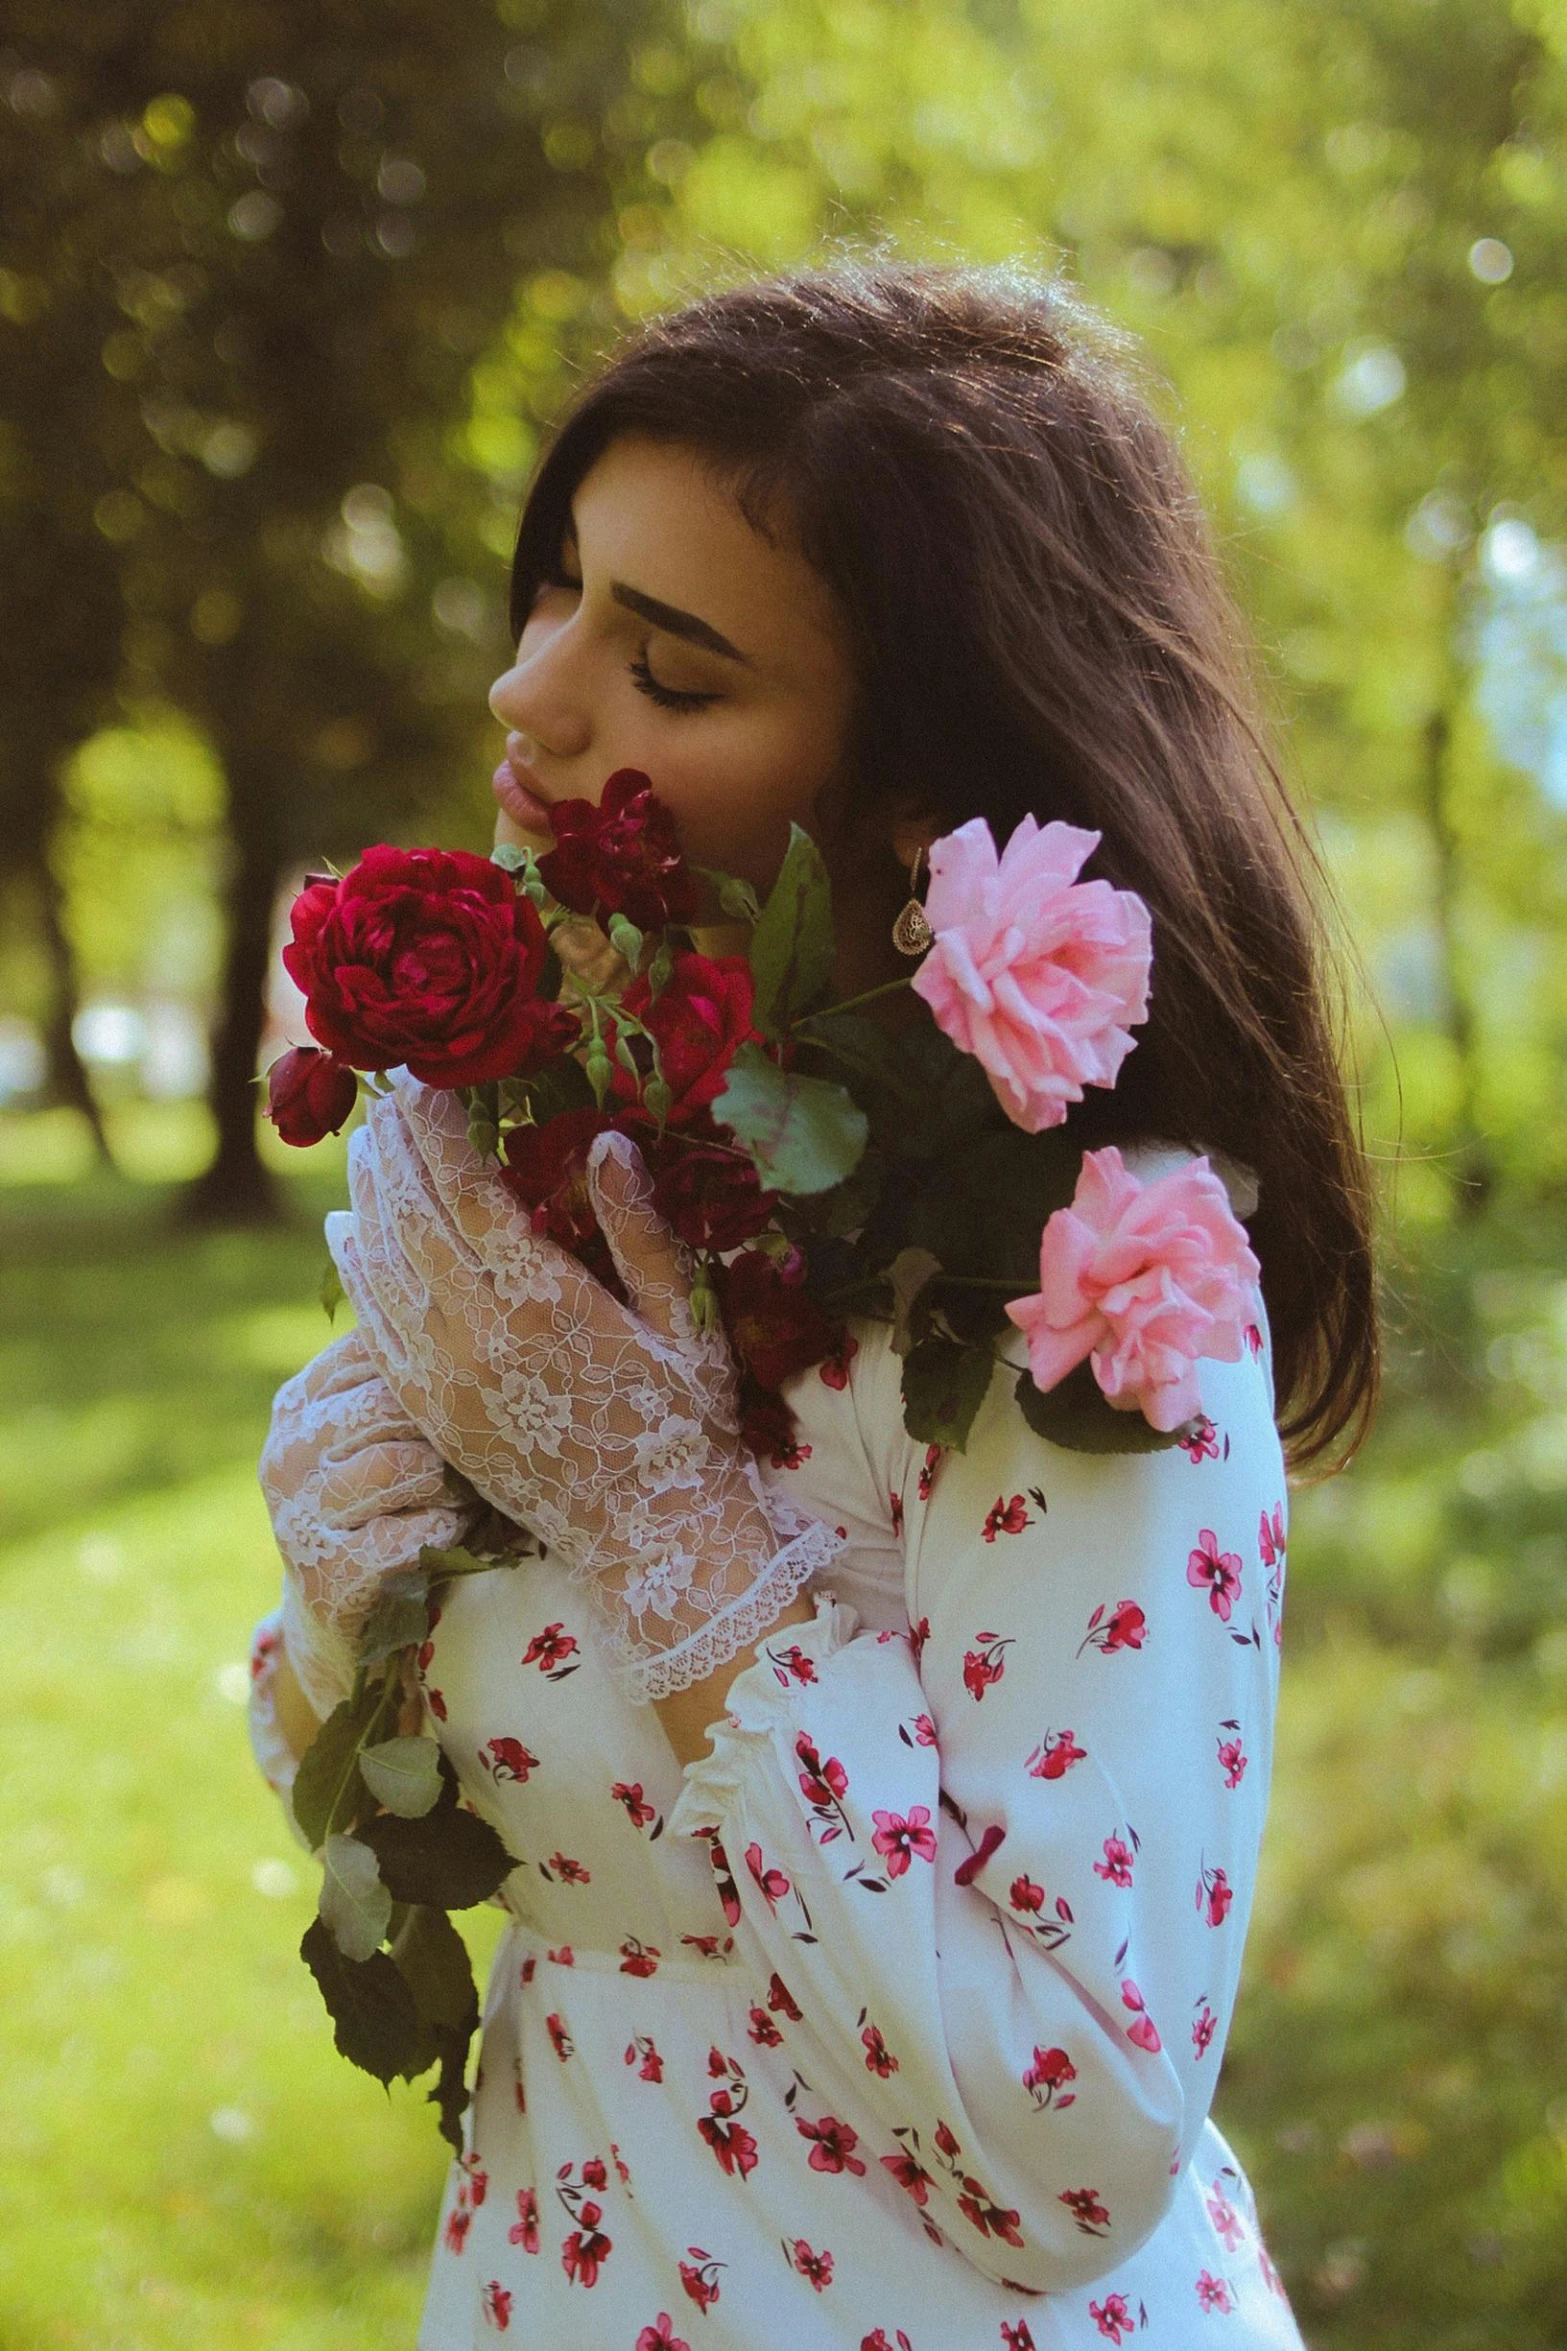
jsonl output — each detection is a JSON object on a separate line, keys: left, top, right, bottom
{"left": 540, "top": 567, "right": 720, "bottom": 713}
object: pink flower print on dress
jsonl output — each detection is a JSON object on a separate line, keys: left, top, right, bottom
{"left": 1217, "top": 1723, "right": 1248, "bottom": 1789}
{"left": 1179, "top": 1413, "right": 1221, "bottom": 1464}
{"left": 889, "top": 1488, "right": 904, "bottom": 1536}
{"left": 881, "top": 2147, "right": 935, "bottom": 2206}
{"left": 481, "top": 2279, "right": 513, "bottom": 2329}
{"left": 957, "top": 2182, "right": 1024, "bottom": 2246}
{"left": 917, "top": 1444, "right": 943, "bottom": 1501}
{"left": 1095, "top": 1833, "right": 1137, "bottom": 1888}
{"left": 1195, "top": 2270, "right": 1233, "bottom": 2313}
{"left": 767, "top": 1640, "right": 818, "bottom": 1687}
{"left": 1009, "top": 1873, "right": 1046, "bottom": 1915}
{"left": 862, "top": 2331, "right": 914, "bottom": 2351}
{"left": 1187, "top": 1529, "right": 1243, "bottom": 1621}
{"left": 1006, "top": 1147, "right": 1262, "bottom": 1431}
{"left": 1206, "top": 2179, "right": 1246, "bottom": 2251}
{"left": 790, "top": 2238, "right": 834, "bottom": 2291}
{"left": 767, "top": 1971, "right": 803, "bottom": 2020}
{"left": 748, "top": 2004, "right": 783, "bottom": 2046}
{"left": 1078, "top": 1600, "right": 1147, "bottom": 1657}
{"left": 1120, "top": 1978, "right": 1162, "bottom": 2052}
{"left": 1192, "top": 2000, "right": 1218, "bottom": 2058}
{"left": 796, "top": 2112, "right": 867, "bottom": 2175}
{"left": 619, "top": 1937, "right": 660, "bottom": 1977}
{"left": 546, "top": 1851, "right": 590, "bottom": 1884}
{"left": 547, "top": 1945, "right": 574, "bottom": 1967}
{"left": 819, "top": 1330, "right": 859, "bottom": 1388}
{"left": 610, "top": 1779, "right": 659, "bottom": 1830}
{"left": 744, "top": 1842, "right": 791, "bottom": 1907}
{"left": 982, "top": 1493, "right": 1032, "bottom": 1542}
{"left": 679, "top": 2248, "right": 724, "bottom": 2313}
{"left": 508, "top": 2185, "right": 539, "bottom": 2251}
{"left": 1088, "top": 2295, "right": 1135, "bottom": 2344}
{"left": 636, "top": 2317, "right": 691, "bottom": 2351}
{"left": 545, "top": 2012, "right": 573, "bottom": 2061}
{"left": 1003, "top": 2324, "right": 1038, "bottom": 2350}
{"left": 443, "top": 2201, "right": 472, "bottom": 2253}
{"left": 910, "top": 813, "right": 1151, "bottom": 1132}
{"left": 861, "top": 2020, "right": 899, "bottom": 2075}
{"left": 870, "top": 1805, "right": 938, "bottom": 1876}
{"left": 459, "top": 2153, "right": 488, "bottom": 2207}
{"left": 560, "top": 2206, "right": 612, "bottom": 2287}
{"left": 1197, "top": 1860, "right": 1234, "bottom": 1926}
{"left": 1059, "top": 2185, "right": 1111, "bottom": 2236}
{"left": 521, "top": 1621, "right": 579, "bottom": 1678}
{"left": 795, "top": 1735, "right": 851, "bottom": 1845}
{"left": 962, "top": 1631, "right": 1013, "bottom": 1699}
{"left": 481, "top": 1736, "right": 538, "bottom": 1785}
{"left": 706, "top": 1836, "right": 741, "bottom": 1925}
{"left": 1022, "top": 2043, "right": 1078, "bottom": 2110}
{"left": 954, "top": 1822, "right": 1007, "bottom": 1886}
{"left": 1026, "top": 1727, "right": 1087, "bottom": 1778}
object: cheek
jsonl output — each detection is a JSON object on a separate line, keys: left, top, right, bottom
{"left": 664, "top": 709, "right": 848, "bottom": 883}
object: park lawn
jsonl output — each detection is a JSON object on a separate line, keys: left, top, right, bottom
{"left": 0, "top": 1136, "right": 505, "bottom": 2351}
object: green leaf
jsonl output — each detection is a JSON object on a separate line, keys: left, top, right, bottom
{"left": 1013, "top": 1362, "right": 1187, "bottom": 1455}
{"left": 319, "top": 1259, "right": 346, "bottom": 1323}
{"left": 390, "top": 1905, "right": 482, "bottom": 2154}
{"left": 291, "top": 1679, "right": 388, "bottom": 1849}
{"left": 747, "top": 823, "right": 835, "bottom": 1037}
{"left": 319, "top": 1831, "right": 393, "bottom": 1961}
{"left": 711, "top": 1043, "right": 868, "bottom": 1195}
{"left": 359, "top": 1801, "right": 520, "bottom": 1909}
{"left": 900, "top": 1336, "right": 997, "bottom": 1452}
{"left": 887, "top": 1246, "right": 943, "bottom": 1357}
{"left": 360, "top": 1736, "right": 446, "bottom": 1818}
{"left": 300, "top": 1915, "right": 436, "bottom": 2086}
{"left": 417, "top": 1541, "right": 518, "bottom": 1580}
{"left": 356, "top": 1576, "right": 431, "bottom": 1670}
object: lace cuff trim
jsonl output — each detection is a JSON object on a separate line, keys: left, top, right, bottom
{"left": 615, "top": 1514, "right": 847, "bottom": 1706}
{"left": 666, "top": 1589, "right": 861, "bottom": 1838}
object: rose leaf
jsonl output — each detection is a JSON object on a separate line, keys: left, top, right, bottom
{"left": 1013, "top": 1362, "right": 1186, "bottom": 1454}
{"left": 358, "top": 1803, "right": 520, "bottom": 1909}
{"left": 887, "top": 1246, "right": 943, "bottom": 1357}
{"left": 747, "top": 823, "right": 835, "bottom": 1036}
{"left": 711, "top": 1044, "right": 868, "bottom": 1195}
{"left": 899, "top": 1336, "right": 997, "bottom": 1452}
{"left": 319, "top": 1831, "right": 394, "bottom": 1961}
{"left": 291, "top": 1678, "right": 386, "bottom": 1849}
{"left": 300, "top": 1915, "right": 437, "bottom": 2085}
{"left": 360, "top": 1736, "right": 446, "bottom": 1819}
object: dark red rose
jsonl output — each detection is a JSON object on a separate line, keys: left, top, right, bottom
{"left": 500, "top": 1106, "right": 618, "bottom": 1249}
{"left": 264, "top": 1045, "right": 359, "bottom": 1146}
{"left": 713, "top": 1248, "right": 843, "bottom": 1391}
{"left": 282, "top": 844, "right": 580, "bottom": 1086}
{"left": 611, "top": 952, "right": 761, "bottom": 1125}
{"left": 736, "top": 1376, "right": 802, "bottom": 1464}
{"left": 639, "top": 1115, "right": 777, "bottom": 1252}
{"left": 537, "top": 767, "right": 700, "bottom": 930}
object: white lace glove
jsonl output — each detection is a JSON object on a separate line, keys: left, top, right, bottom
{"left": 323, "top": 1069, "right": 844, "bottom": 1704}
{"left": 258, "top": 1323, "right": 478, "bottom": 1718}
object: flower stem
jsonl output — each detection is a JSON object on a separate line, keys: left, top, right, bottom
{"left": 792, "top": 976, "right": 913, "bottom": 1028}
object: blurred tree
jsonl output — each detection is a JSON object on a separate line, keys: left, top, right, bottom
{"left": 2, "top": 0, "right": 716, "bottom": 1218}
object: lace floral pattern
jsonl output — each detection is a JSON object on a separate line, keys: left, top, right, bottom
{"left": 323, "top": 1076, "right": 845, "bottom": 1703}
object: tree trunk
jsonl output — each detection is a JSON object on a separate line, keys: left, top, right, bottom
{"left": 1420, "top": 701, "right": 1493, "bottom": 1217}
{"left": 34, "top": 847, "right": 114, "bottom": 1165}
{"left": 177, "top": 821, "right": 285, "bottom": 1226}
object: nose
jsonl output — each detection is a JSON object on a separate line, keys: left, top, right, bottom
{"left": 488, "top": 626, "right": 592, "bottom": 764}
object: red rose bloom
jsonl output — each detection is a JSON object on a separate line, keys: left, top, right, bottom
{"left": 713, "top": 1249, "right": 843, "bottom": 1392}
{"left": 611, "top": 952, "right": 761, "bottom": 1125}
{"left": 264, "top": 1045, "right": 358, "bottom": 1146}
{"left": 500, "top": 1107, "right": 618, "bottom": 1249}
{"left": 641, "top": 1116, "right": 777, "bottom": 1251}
{"left": 283, "top": 844, "right": 579, "bottom": 1086}
{"left": 537, "top": 767, "right": 700, "bottom": 930}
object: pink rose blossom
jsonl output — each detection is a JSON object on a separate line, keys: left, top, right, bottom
{"left": 910, "top": 815, "right": 1152, "bottom": 1132}
{"left": 1006, "top": 1146, "right": 1262, "bottom": 1432}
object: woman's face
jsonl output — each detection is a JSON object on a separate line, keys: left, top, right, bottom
{"left": 487, "top": 434, "right": 862, "bottom": 909}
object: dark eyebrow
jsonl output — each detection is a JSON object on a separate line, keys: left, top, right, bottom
{"left": 562, "top": 514, "right": 751, "bottom": 665}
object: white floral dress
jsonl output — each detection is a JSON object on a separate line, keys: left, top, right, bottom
{"left": 250, "top": 1213, "right": 1304, "bottom": 2349}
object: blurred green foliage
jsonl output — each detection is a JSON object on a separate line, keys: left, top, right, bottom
{"left": 1, "top": 0, "right": 1566, "bottom": 2342}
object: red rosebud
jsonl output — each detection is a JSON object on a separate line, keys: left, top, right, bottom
{"left": 282, "top": 844, "right": 580, "bottom": 1086}
{"left": 610, "top": 952, "right": 761, "bottom": 1125}
{"left": 713, "top": 1249, "right": 843, "bottom": 1391}
{"left": 264, "top": 1046, "right": 359, "bottom": 1146}
{"left": 537, "top": 768, "right": 700, "bottom": 931}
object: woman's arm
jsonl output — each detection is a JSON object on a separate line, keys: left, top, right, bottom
{"left": 668, "top": 1324, "right": 1286, "bottom": 2294}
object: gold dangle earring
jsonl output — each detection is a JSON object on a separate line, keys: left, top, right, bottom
{"left": 891, "top": 842, "right": 935, "bottom": 956}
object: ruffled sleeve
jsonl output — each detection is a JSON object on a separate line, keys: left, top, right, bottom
{"left": 669, "top": 1309, "right": 1286, "bottom": 2294}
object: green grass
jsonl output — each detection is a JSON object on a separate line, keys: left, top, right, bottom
{"left": 2, "top": 1105, "right": 1564, "bottom": 2347}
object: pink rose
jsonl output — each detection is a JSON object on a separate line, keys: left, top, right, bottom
{"left": 910, "top": 815, "right": 1151, "bottom": 1133}
{"left": 1006, "top": 1146, "right": 1262, "bottom": 1432}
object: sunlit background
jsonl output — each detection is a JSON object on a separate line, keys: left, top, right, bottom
{"left": 2, "top": 3, "right": 1566, "bottom": 2344}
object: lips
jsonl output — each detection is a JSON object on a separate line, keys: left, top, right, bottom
{"left": 491, "top": 750, "right": 555, "bottom": 834}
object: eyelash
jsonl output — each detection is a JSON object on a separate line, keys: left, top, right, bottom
{"left": 539, "top": 568, "right": 718, "bottom": 715}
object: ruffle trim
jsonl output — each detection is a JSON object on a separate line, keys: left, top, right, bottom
{"left": 616, "top": 1513, "right": 848, "bottom": 1707}
{"left": 667, "top": 1588, "right": 861, "bottom": 1840}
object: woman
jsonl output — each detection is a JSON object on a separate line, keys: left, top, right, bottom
{"left": 249, "top": 259, "right": 1377, "bottom": 2347}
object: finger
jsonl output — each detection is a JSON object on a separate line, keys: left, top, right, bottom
{"left": 584, "top": 1130, "right": 695, "bottom": 1342}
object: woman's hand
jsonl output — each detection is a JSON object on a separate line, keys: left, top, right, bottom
{"left": 325, "top": 1072, "right": 842, "bottom": 1704}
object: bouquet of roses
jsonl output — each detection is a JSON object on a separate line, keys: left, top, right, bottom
{"left": 264, "top": 768, "right": 1263, "bottom": 2139}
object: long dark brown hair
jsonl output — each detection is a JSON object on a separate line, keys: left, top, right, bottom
{"left": 508, "top": 257, "right": 1380, "bottom": 1476}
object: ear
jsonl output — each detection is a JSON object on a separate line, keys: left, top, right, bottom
{"left": 890, "top": 811, "right": 942, "bottom": 874}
